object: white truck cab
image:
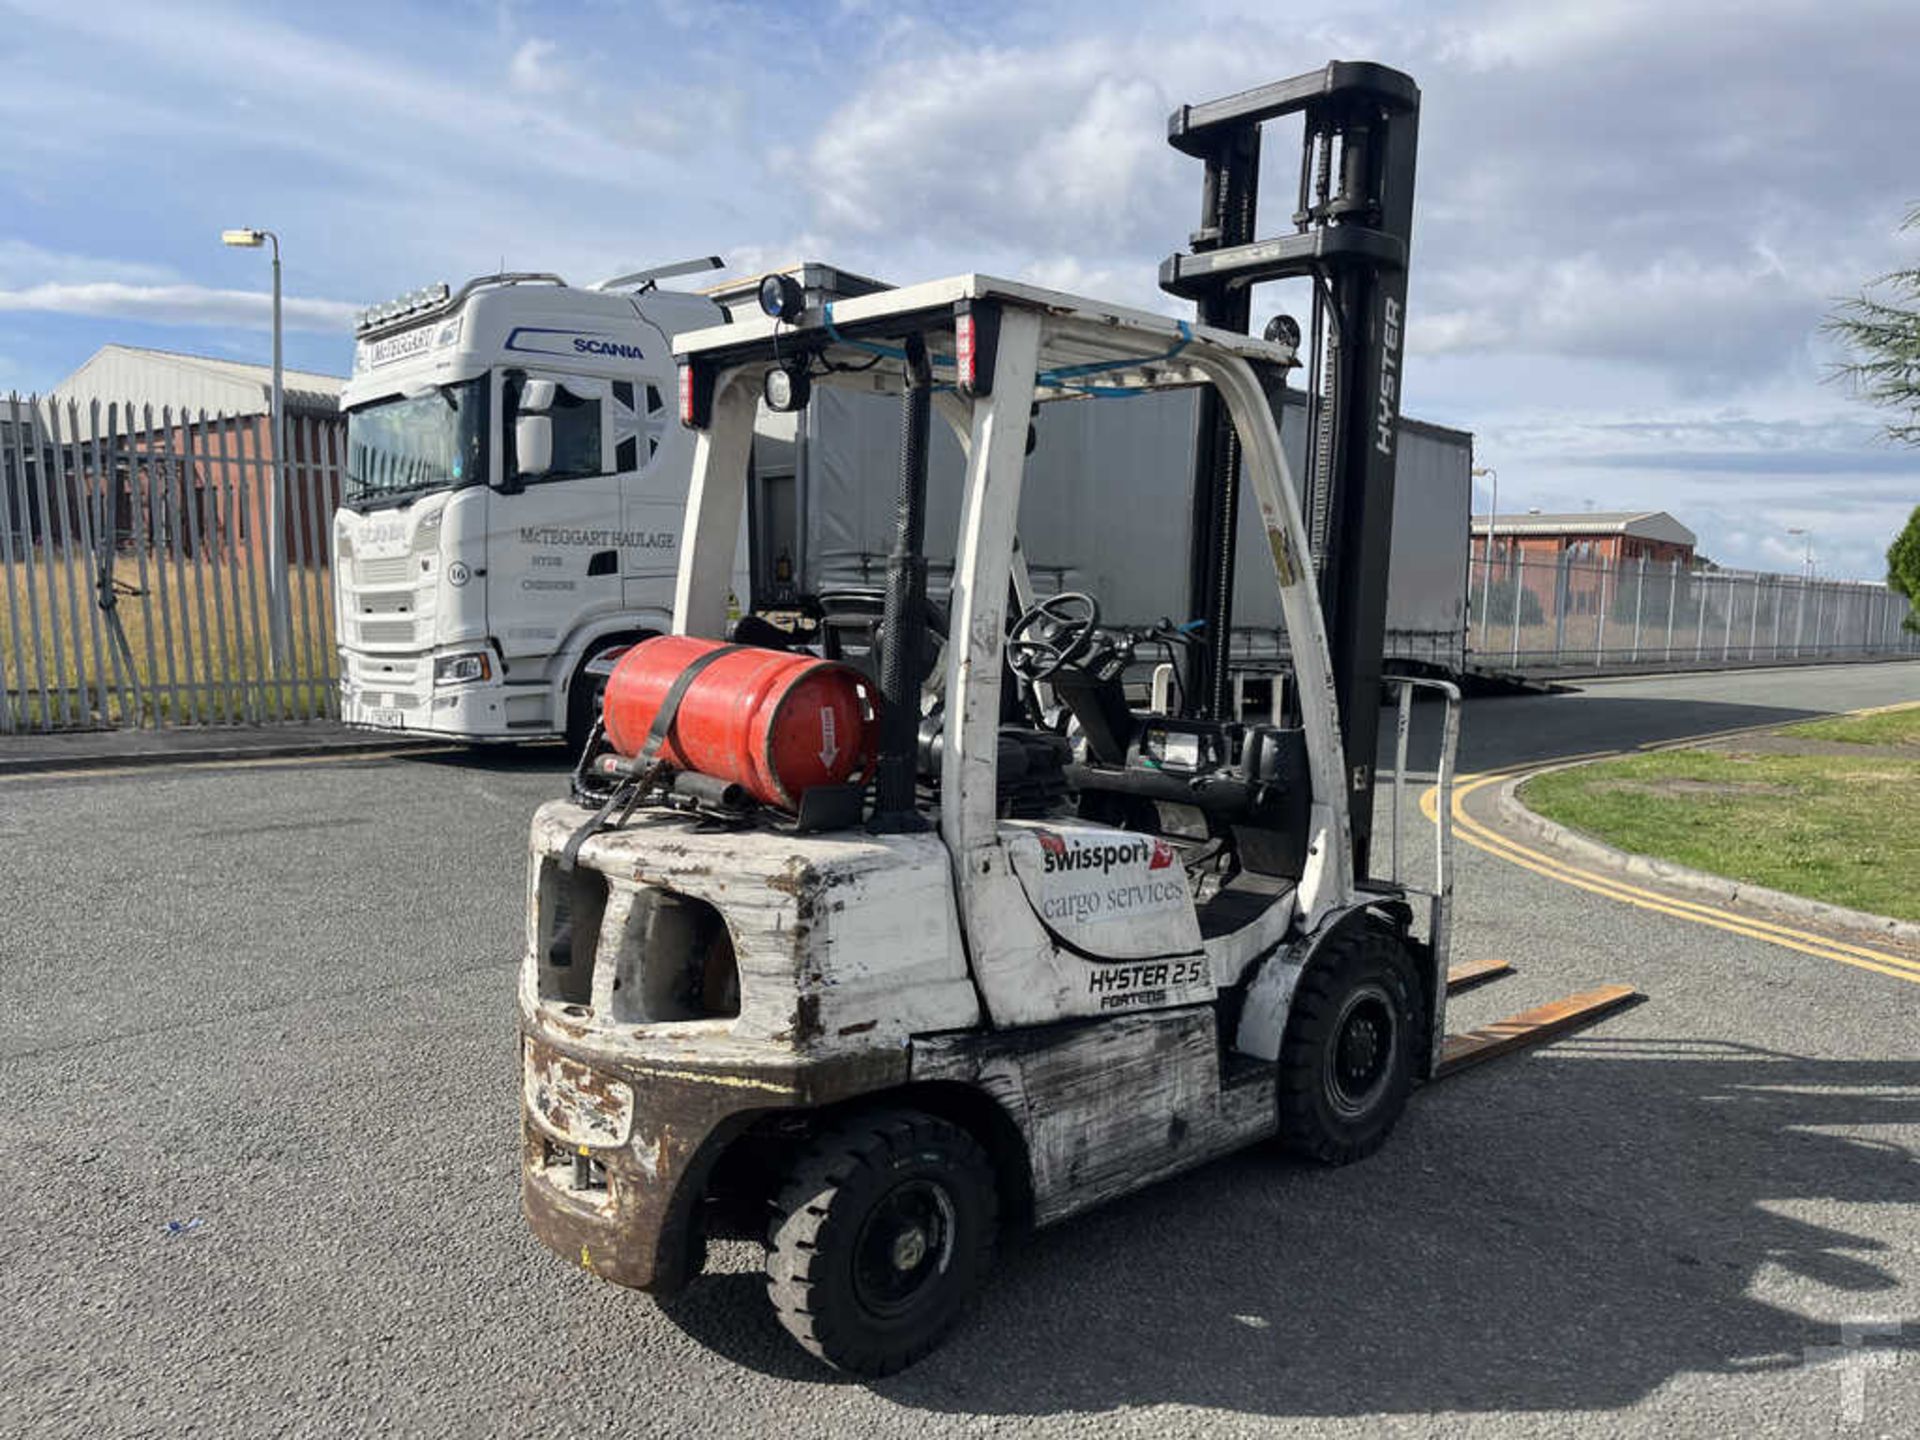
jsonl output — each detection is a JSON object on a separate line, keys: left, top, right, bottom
{"left": 334, "top": 267, "right": 741, "bottom": 745}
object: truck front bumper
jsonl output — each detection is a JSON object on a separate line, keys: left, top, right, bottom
{"left": 518, "top": 1013, "right": 906, "bottom": 1295}
{"left": 340, "top": 648, "right": 554, "bottom": 739}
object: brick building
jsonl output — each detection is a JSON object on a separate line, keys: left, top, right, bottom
{"left": 34, "top": 344, "right": 347, "bottom": 565}
{"left": 1472, "top": 510, "right": 1697, "bottom": 621}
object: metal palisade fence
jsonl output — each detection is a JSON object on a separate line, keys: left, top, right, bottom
{"left": 3, "top": 389, "right": 1917, "bottom": 731}
{"left": 0, "top": 392, "right": 344, "bottom": 732}
{"left": 1471, "top": 550, "right": 1918, "bottom": 673}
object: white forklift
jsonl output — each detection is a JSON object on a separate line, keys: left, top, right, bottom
{"left": 517, "top": 63, "right": 1633, "bottom": 1375}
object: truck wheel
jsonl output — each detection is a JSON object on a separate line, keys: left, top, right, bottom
{"left": 767, "top": 1110, "right": 997, "bottom": 1375}
{"left": 566, "top": 635, "right": 654, "bottom": 757}
{"left": 1276, "top": 922, "right": 1422, "bottom": 1165}
{"left": 563, "top": 669, "right": 600, "bottom": 759}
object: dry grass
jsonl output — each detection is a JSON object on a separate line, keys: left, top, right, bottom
{"left": 0, "top": 554, "right": 337, "bottom": 727}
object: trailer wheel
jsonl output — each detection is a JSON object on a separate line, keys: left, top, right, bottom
{"left": 766, "top": 1110, "right": 997, "bottom": 1375}
{"left": 1276, "top": 923, "right": 1422, "bottom": 1165}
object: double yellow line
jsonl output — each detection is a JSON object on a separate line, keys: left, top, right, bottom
{"left": 1422, "top": 709, "right": 1920, "bottom": 988}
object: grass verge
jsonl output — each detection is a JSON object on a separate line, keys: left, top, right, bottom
{"left": 1778, "top": 705, "right": 1920, "bottom": 748}
{"left": 1521, "top": 713, "right": 1920, "bottom": 923}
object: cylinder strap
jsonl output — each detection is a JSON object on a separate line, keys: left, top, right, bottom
{"left": 560, "top": 643, "right": 743, "bottom": 871}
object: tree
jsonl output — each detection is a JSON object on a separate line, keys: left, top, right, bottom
{"left": 1889, "top": 505, "right": 1920, "bottom": 633}
{"left": 1482, "top": 575, "right": 1544, "bottom": 627}
{"left": 1825, "top": 206, "right": 1920, "bottom": 444}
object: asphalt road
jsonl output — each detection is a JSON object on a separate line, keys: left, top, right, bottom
{"left": 3, "top": 661, "right": 1916, "bottom": 1438}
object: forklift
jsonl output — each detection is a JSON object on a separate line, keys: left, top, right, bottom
{"left": 518, "top": 62, "right": 1635, "bottom": 1375}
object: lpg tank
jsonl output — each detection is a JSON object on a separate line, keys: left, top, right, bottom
{"left": 600, "top": 635, "right": 880, "bottom": 811}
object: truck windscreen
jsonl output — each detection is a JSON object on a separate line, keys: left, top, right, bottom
{"left": 345, "top": 376, "right": 488, "bottom": 508}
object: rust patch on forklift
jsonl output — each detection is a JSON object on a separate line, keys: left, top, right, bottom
{"left": 766, "top": 856, "right": 817, "bottom": 898}
{"left": 1266, "top": 526, "right": 1298, "bottom": 586}
{"left": 521, "top": 1025, "right": 909, "bottom": 1294}
{"left": 791, "top": 993, "right": 823, "bottom": 1044}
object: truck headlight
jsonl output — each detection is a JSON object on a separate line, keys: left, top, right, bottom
{"left": 433, "top": 651, "right": 492, "bottom": 685}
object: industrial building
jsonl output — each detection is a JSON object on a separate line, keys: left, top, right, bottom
{"left": 1470, "top": 509, "right": 1697, "bottom": 569}
{"left": 18, "top": 344, "right": 346, "bottom": 564}
{"left": 45, "top": 343, "right": 344, "bottom": 422}
{"left": 1471, "top": 509, "right": 1698, "bottom": 621}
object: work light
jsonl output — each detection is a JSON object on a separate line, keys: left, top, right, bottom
{"left": 1264, "top": 313, "right": 1302, "bottom": 351}
{"left": 763, "top": 362, "right": 811, "bottom": 413}
{"left": 758, "top": 273, "right": 806, "bottom": 323}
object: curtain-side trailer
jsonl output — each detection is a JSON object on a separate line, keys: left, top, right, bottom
{"left": 751, "top": 377, "right": 1473, "bottom": 679}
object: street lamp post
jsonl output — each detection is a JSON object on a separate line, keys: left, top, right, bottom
{"left": 1786, "top": 527, "right": 1813, "bottom": 656}
{"left": 1472, "top": 465, "right": 1498, "bottom": 650}
{"left": 221, "top": 227, "right": 291, "bottom": 675}
{"left": 1785, "top": 527, "right": 1814, "bottom": 578}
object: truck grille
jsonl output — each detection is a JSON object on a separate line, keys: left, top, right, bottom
{"left": 357, "top": 618, "right": 416, "bottom": 645}
{"left": 355, "top": 555, "right": 415, "bottom": 587}
{"left": 346, "top": 653, "right": 423, "bottom": 687}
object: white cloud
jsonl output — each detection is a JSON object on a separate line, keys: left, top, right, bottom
{"left": 805, "top": 37, "right": 1220, "bottom": 252}
{"left": 709, "top": 236, "right": 839, "bottom": 283}
{"left": 1413, "top": 247, "right": 1861, "bottom": 387}
{"left": 1440, "top": 0, "right": 1669, "bottom": 70}
{"left": 0, "top": 0, "right": 687, "bottom": 196}
{"left": 0, "top": 0, "right": 1915, "bottom": 582}
{"left": 507, "top": 37, "right": 565, "bottom": 95}
{"left": 0, "top": 282, "right": 362, "bottom": 333}
{"left": 0, "top": 239, "right": 177, "bottom": 289}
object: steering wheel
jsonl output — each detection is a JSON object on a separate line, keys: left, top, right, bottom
{"left": 1007, "top": 591, "right": 1102, "bottom": 681}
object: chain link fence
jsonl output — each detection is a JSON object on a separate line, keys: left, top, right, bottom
{"left": 1, "top": 392, "right": 344, "bottom": 732}
{"left": 1470, "top": 550, "right": 1917, "bottom": 673}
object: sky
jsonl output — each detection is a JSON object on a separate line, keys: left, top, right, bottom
{"left": 2, "top": 0, "right": 1916, "bottom": 580}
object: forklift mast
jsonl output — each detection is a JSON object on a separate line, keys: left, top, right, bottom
{"left": 1161, "top": 61, "right": 1420, "bottom": 879}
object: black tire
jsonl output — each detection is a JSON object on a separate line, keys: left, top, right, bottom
{"left": 563, "top": 668, "right": 600, "bottom": 759}
{"left": 766, "top": 1109, "right": 997, "bottom": 1375}
{"left": 1276, "top": 921, "right": 1423, "bottom": 1165}
{"left": 566, "top": 634, "right": 655, "bottom": 757}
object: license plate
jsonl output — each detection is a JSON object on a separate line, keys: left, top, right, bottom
{"left": 365, "top": 707, "right": 405, "bottom": 728}
{"left": 524, "top": 1040, "right": 633, "bottom": 1148}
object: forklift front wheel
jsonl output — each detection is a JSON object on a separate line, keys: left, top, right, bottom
{"left": 767, "top": 1110, "right": 998, "bottom": 1375}
{"left": 1276, "top": 924, "right": 1422, "bottom": 1165}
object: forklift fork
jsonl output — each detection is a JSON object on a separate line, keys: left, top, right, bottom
{"left": 1376, "top": 675, "right": 1640, "bottom": 1080}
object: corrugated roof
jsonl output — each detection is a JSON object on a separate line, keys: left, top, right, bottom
{"left": 45, "top": 343, "right": 346, "bottom": 420}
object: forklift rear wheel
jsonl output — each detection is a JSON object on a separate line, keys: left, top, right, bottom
{"left": 1276, "top": 924, "right": 1422, "bottom": 1165}
{"left": 767, "top": 1109, "right": 998, "bottom": 1375}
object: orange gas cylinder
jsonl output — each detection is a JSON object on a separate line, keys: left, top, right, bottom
{"left": 600, "top": 635, "right": 881, "bottom": 811}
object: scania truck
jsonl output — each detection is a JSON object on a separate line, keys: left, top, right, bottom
{"left": 334, "top": 258, "right": 1473, "bottom": 751}
{"left": 334, "top": 260, "right": 745, "bottom": 748}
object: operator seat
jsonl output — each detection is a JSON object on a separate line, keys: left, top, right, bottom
{"left": 1068, "top": 721, "right": 1312, "bottom": 880}
{"left": 814, "top": 587, "right": 948, "bottom": 692}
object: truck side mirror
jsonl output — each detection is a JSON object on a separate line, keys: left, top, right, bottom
{"left": 515, "top": 414, "right": 553, "bottom": 483}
